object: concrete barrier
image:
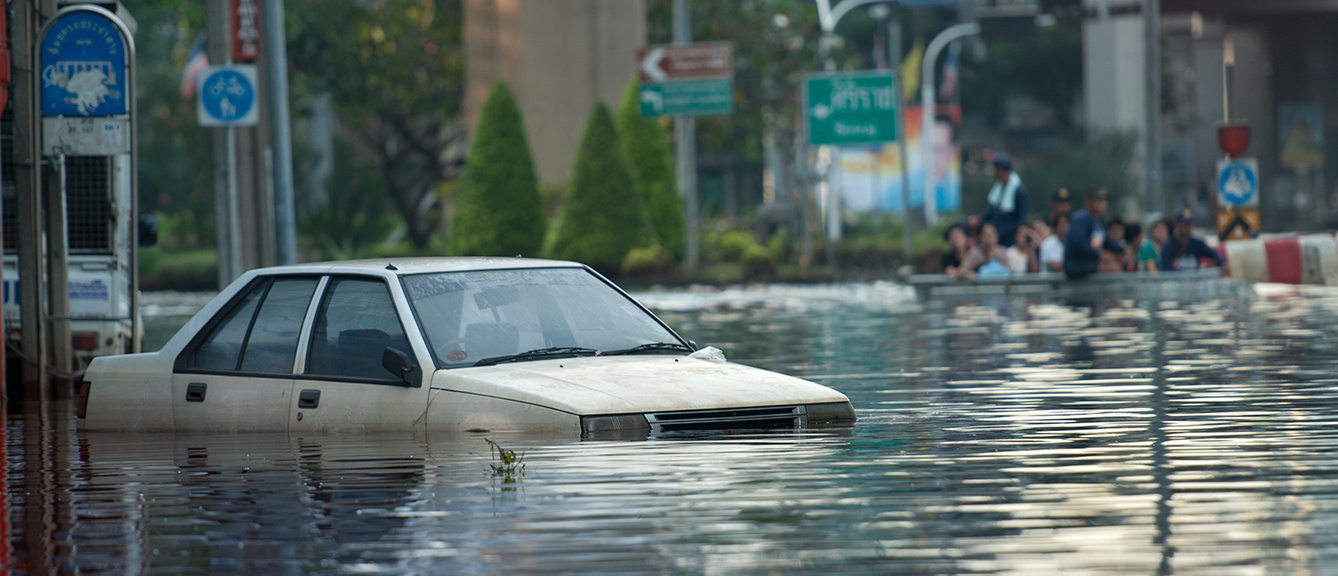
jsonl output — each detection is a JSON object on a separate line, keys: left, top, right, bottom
{"left": 1225, "top": 233, "right": 1338, "bottom": 286}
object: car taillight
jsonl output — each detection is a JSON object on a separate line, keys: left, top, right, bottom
{"left": 76, "top": 382, "right": 90, "bottom": 419}
{"left": 72, "top": 332, "right": 98, "bottom": 351}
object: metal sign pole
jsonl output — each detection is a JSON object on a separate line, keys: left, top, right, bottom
{"left": 890, "top": 14, "right": 914, "bottom": 266}
{"left": 673, "top": 0, "right": 699, "bottom": 272}
{"left": 15, "top": 0, "right": 45, "bottom": 390}
{"left": 262, "top": 0, "right": 297, "bottom": 265}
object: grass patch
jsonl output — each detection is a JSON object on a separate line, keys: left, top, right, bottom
{"left": 139, "top": 247, "right": 218, "bottom": 291}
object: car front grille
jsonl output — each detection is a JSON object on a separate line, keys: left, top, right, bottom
{"left": 644, "top": 405, "right": 803, "bottom": 432}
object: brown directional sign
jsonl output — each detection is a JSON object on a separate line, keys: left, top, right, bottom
{"left": 637, "top": 42, "right": 732, "bottom": 83}
{"left": 232, "top": 0, "right": 261, "bottom": 61}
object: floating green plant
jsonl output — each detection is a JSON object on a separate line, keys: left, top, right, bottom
{"left": 486, "top": 438, "right": 526, "bottom": 484}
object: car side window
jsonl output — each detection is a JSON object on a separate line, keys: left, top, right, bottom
{"left": 239, "top": 278, "right": 319, "bottom": 373}
{"left": 306, "top": 278, "right": 412, "bottom": 382}
{"left": 186, "top": 281, "right": 266, "bottom": 371}
{"left": 185, "top": 277, "right": 319, "bottom": 373}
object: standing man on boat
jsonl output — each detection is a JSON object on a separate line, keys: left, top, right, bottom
{"left": 1160, "top": 208, "right": 1226, "bottom": 273}
{"left": 971, "top": 152, "right": 1029, "bottom": 247}
{"left": 1063, "top": 189, "right": 1126, "bottom": 279}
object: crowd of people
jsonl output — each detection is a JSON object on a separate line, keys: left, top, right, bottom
{"left": 941, "top": 153, "right": 1227, "bottom": 280}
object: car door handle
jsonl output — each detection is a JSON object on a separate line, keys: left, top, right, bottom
{"left": 186, "top": 382, "right": 207, "bottom": 402}
{"left": 298, "top": 389, "right": 321, "bottom": 409}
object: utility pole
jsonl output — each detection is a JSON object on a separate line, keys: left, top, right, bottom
{"left": 1145, "top": 0, "right": 1162, "bottom": 217}
{"left": 263, "top": 0, "right": 297, "bottom": 265}
{"left": 45, "top": 157, "right": 72, "bottom": 390}
{"left": 207, "top": 0, "right": 242, "bottom": 286}
{"left": 674, "top": 0, "right": 699, "bottom": 272}
{"left": 15, "top": 0, "right": 46, "bottom": 392}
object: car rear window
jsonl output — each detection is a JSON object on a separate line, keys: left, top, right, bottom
{"left": 184, "top": 277, "right": 319, "bottom": 374}
{"left": 239, "top": 278, "right": 319, "bottom": 373}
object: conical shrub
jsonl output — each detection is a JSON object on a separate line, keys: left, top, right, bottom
{"left": 549, "top": 101, "right": 654, "bottom": 272}
{"left": 616, "top": 79, "right": 684, "bottom": 260}
{"left": 452, "top": 81, "right": 545, "bottom": 256}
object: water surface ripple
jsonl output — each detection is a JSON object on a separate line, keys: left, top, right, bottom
{"left": 9, "top": 281, "right": 1338, "bottom": 574}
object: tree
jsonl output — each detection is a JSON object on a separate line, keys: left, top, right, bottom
{"left": 452, "top": 81, "right": 545, "bottom": 256}
{"left": 288, "top": 0, "right": 466, "bottom": 248}
{"left": 130, "top": 1, "right": 214, "bottom": 245}
{"left": 616, "top": 80, "right": 684, "bottom": 260}
{"left": 550, "top": 102, "right": 654, "bottom": 272}
{"left": 959, "top": 23, "right": 1084, "bottom": 131}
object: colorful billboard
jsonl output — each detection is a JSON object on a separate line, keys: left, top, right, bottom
{"left": 831, "top": 106, "right": 961, "bottom": 214}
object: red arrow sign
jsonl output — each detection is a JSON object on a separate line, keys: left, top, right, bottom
{"left": 637, "top": 42, "right": 732, "bottom": 83}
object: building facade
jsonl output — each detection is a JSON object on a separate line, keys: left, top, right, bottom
{"left": 464, "top": 0, "right": 647, "bottom": 185}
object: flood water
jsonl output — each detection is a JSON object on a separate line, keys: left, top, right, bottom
{"left": 9, "top": 279, "right": 1338, "bottom": 574}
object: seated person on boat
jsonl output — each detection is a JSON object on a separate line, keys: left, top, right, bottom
{"left": 957, "top": 222, "right": 1014, "bottom": 280}
{"left": 1161, "top": 208, "right": 1226, "bottom": 273}
{"left": 1040, "top": 213, "right": 1068, "bottom": 276}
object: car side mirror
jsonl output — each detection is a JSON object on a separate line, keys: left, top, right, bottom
{"left": 382, "top": 347, "right": 418, "bottom": 386}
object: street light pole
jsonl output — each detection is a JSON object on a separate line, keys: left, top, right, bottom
{"left": 812, "top": 0, "right": 889, "bottom": 274}
{"left": 920, "top": 22, "right": 980, "bottom": 226}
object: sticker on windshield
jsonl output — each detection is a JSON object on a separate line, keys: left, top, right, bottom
{"left": 445, "top": 349, "right": 468, "bottom": 363}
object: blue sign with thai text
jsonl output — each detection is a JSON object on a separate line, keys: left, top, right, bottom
{"left": 40, "top": 10, "right": 129, "bottom": 116}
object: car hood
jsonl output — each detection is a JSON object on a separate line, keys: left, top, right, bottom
{"left": 429, "top": 355, "right": 848, "bottom": 415}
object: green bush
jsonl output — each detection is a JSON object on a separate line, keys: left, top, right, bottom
{"left": 154, "top": 210, "right": 214, "bottom": 251}
{"left": 549, "top": 101, "right": 654, "bottom": 272}
{"left": 452, "top": 81, "right": 546, "bottom": 257}
{"left": 616, "top": 79, "right": 685, "bottom": 260}
{"left": 701, "top": 228, "right": 758, "bottom": 262}
{"left": 740, "top": 243, "right": 777, "bottom": 280}
{"left": 541, "top": 182, "right": 566, "bottom": 222}
{"left": 139, "top": 248, "right": 219, "bottom": 291}
{"left": 766, "top": 225, "right": 793, "bottom": 260}
{"left": 620, "top": 245, "right": 674, "bottom": 276}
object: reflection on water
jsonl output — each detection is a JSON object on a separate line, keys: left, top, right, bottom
{"left": 11, "top": 281, "right": 1338, "bottom": 573}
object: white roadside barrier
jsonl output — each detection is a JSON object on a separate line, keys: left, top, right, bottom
{"left": 1225, "top": 233, "right": 1338, "bottom": 286}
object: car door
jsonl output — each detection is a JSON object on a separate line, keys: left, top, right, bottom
{"left": 290, "top": 276, "right": 432, "bottom": 434}
{"left": 172, "top": 276, "right": 320, "bottom": 432}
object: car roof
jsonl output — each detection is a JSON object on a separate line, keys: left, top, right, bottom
{"left": 250, "top": 257, "right": 585, "bottom": 277}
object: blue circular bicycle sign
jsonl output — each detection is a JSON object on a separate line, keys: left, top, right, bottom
{"left": 198, "top": 66, "right": 259, "bottom": 126}
{"left": 1218, "top": 159, "right": 1258, "bottom": 207}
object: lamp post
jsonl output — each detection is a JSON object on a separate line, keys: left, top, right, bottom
{"left": 812, "top": 0, "right": 897, "bottom": 273}
{"left": 920, "top": 22, "right": 979, "bottom": 226}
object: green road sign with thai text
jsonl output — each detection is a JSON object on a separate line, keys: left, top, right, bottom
{"left": 804, "top": 72, "right": 899, "bottom": 146}
{"left": 638, "top": 79, "right": 733, "bottom": 118}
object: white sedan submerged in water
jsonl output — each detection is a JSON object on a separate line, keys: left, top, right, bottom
{"left": 80, "top": 258, "right": 855, "bottom": 435}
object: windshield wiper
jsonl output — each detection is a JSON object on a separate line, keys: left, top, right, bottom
{"left": 473, "top": 346, "right": 600, "bottom": 367}
{"left": 604, "top": 342, "right": 692, "bottom": 356}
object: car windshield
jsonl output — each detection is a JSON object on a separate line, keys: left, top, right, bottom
{"left": 402, "top": 267, "right": 683, "bottom": 368}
